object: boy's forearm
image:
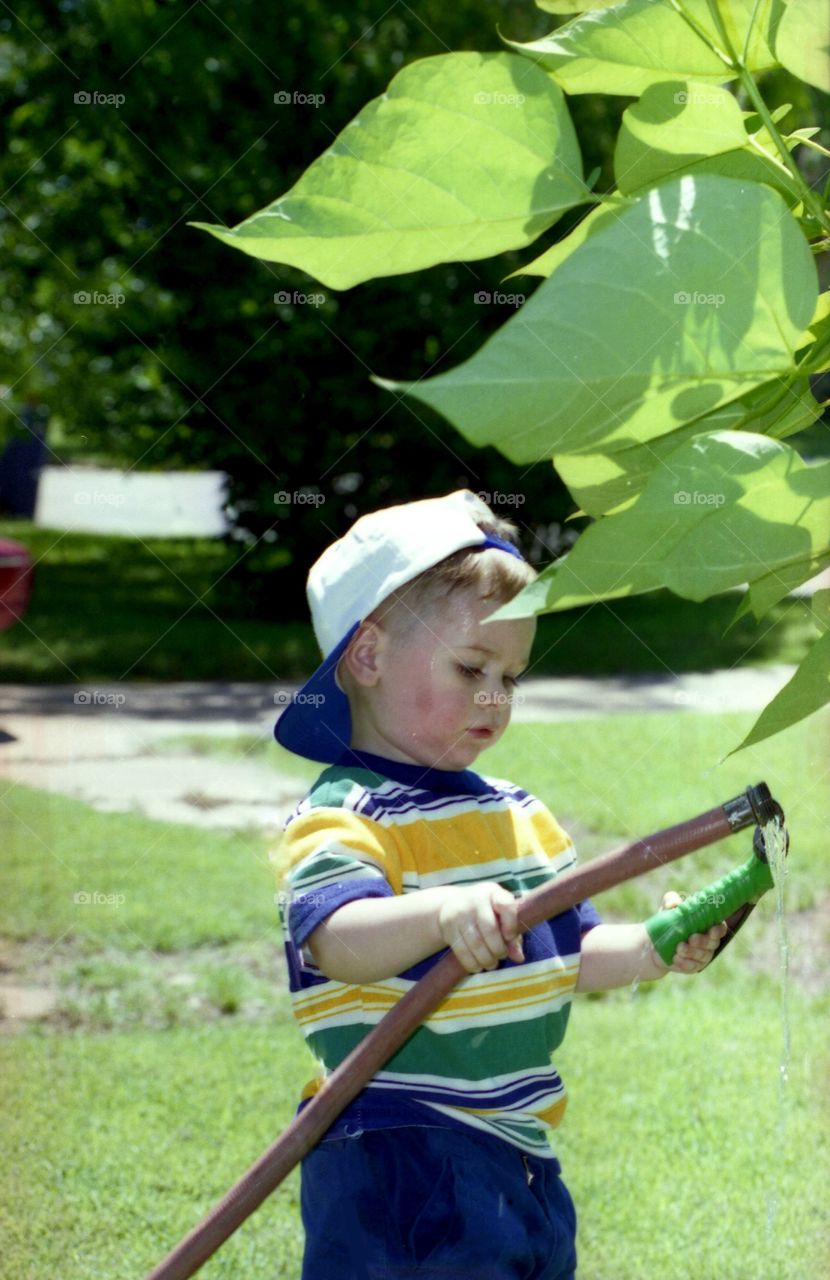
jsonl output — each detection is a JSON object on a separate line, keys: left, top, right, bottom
{"left": 306, "top": 887, "right": 450, "bottom": 984}
{"left": 575, "top": 922, "right": 666, "bottom": 993}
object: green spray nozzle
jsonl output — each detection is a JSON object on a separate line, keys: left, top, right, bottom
{"left": 644, "top": 827, "right": 779, "bottom": 966}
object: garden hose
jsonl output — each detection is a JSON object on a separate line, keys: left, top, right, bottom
{"left": 143, "top": 780, "right": 784, "bottom": 1280}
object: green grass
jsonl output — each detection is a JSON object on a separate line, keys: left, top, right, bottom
{"left": 0, "top": 517, "right": 819, "bottom": 680}
{"left": 0, "top": 1021, "right": 312, "bottom": 1280}
{"left": 1, "top": 979, "right": 826, "bottom": 1278}
{"left": 153, "top": 731, "right": 322, "bottom": 783}
{"left": 478, "top": 709, "right": 829, "bottom": 917}
{"left": 2, "top": 708, "right": 828, "bottom": 1278}
{"left": 0, "top": 786, "right": 281, "bottom": 951}
{"left": 0, "top": 519, "right": 307, "bottom": 682}
{"left": 153, "top": 708, "right": 830, "bottom": 918}
{"left": 555, "top": 982, "right": 829, "bottom": 1280}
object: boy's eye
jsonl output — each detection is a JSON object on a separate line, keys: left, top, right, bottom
{"left": 457, "top": 664, "right": 483, "bottom": 679}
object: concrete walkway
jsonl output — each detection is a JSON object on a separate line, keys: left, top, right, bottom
{"left": 0, "top": 668, "right": 796, "bottom": 834}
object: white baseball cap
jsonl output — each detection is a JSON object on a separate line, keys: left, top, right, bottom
{"left": 274, "top": 489, "right": 526, "bottom": 763}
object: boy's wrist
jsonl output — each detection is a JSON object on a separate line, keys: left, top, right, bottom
{"left": 642, "top": 931, "right": 671, "bottom": 979}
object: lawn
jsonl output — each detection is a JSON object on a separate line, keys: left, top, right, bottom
{"left": 157, "top": 707, "right": 829, "bottom": 917}
{"left": 1, "top": 1022, "right": 310, "bottom": 1279}
{"left": 1, "top": 709, "right": 828, "bottom": 1279}
{"left": 0, "top": 517, "right": 818, "bottom": 680}
{"left": 3, "top": 986, "right": 827, "bottom": 1280}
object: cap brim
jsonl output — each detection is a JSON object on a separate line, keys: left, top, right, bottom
{"left": 273, "top": 625, "right": 356, "bottom": 764}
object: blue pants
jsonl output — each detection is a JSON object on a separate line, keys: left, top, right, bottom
{"left": 300, "top": 1123, "right": 577, "bottom": 1279}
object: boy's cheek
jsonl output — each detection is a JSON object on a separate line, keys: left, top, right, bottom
{"left": 413, "top": 685, "right": 436, "bottom": 716}
{"left": 412, "top": 678, "right": 459, "bottom": 721}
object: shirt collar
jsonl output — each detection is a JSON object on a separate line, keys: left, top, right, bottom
{"left": 332, "top": 746, "right": 489, "bottom": 795}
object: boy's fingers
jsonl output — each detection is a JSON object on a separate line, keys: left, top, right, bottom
{"left": 496, "top": 912, "right": 525, "bottom": 963}
{"left": 456, "top": 942, "right": 485, "bottom": 974}
{"left": 452, "top": 926, "right": 489, "bottom": 973}
{"left": 691, "top": 926, "right": 726, "bottom": 949}
{"left": 673, "top": 926, "right": 725, "bottom": 970}
{"left": 505, "top": 937, "right": 525, "bottom": 963}
{"left": 447, "top": 884, "right": 527, "bottom": 973}
{"left": 492, "top": 891, "right": 525, "bottom": 962}
{"left": 476, "top": 903, "right": 510, "bottom": 960}
{"left": 455, "top": 916, "right": 502, "bottom": 972}
{"left": 492, "top": 891, "right": 520, "bottom": 937}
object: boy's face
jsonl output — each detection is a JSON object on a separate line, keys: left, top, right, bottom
{"left": 346, "top": 587, "right": 536, "bottom": 771}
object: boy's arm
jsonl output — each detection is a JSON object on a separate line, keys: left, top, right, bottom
{"left": 306, "top": 881, "right": 524, "bottom": 984}
{"left": 576, "top": 893, "right": 728, "bottom": 993}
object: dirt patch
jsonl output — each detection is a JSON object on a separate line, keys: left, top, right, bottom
{"left": 2, "top": 894, "right": 827, "bottom": 1035}
{"left": 0, "top": 936, "right": 291, "bottom": 1035}
{"left": 740, "top": 899, "right": 830, "bottom": 997}
{"left": 0, "top": 983, "right": 57, "bottom": 1029}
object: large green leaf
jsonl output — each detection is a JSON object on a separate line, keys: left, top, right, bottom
{"left": 376, "top": 175, "right": 818, "bottom": 464}
{"left": 799, "top": 289, "right": 830, "bottom": 373}
{"left": 774, "top": 0, "right": 830, "bottom": 90}
{"left": 701, "top": 375, "right": 824, "bottom": 441}
{"left": 613, "top": 80, "right": 801, "bottom": 203}
{"left": 556, "top": 377, "right": 824, "bottom": 516}
{"left": 812, "top": 589, "right": 830, "bottom": 633}
{"left": 616, "top": 80, "right": 747, "bottom": 190}
{"left": 512, "top": 91, "right": 804, "bottom": 284}
{"left": 731, "top": 550, "right": 830, "bottom": 622}
{"left": 490, "top": 432, "right": 830, "bottom": 617}
{"left": 506, "top": 0, "right": 780, "bottom": 96}
{"left": 726, "top": 631, "right": 830, "bottom": 755}
{"left": 189, "top": 53, "right": 586, "bottom": 289}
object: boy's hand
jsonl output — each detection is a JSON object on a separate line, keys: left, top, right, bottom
{"left": 654, "top": 890, "right": 728, "bottom": 975}
{"left": 438, "top": 882, "right": 525, "bottom": 974}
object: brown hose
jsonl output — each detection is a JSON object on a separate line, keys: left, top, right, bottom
{"left": 144, "top": 800, "right": 735, "bottom": 1280}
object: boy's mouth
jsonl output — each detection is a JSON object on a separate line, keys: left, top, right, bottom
{"left": 468, "top": 726, "right": 496, "bottom": 739}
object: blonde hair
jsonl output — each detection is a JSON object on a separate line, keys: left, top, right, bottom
{"left": 365, "top": 509, "right": 537, "bottom": 639}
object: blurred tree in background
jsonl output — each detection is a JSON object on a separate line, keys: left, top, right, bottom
{"left": 1, "top": 1, "right": 825, "bottom": 616}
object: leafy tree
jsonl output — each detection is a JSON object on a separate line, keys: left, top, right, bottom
{"left": 0, "top": 0, "right": 630, "bottom": 614}
{"left": 191, "top": 0, "right": 830, "bottom": 749}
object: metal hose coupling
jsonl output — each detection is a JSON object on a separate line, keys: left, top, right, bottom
{"left": 722, "top": 781, "right": 784, "bottom": 833}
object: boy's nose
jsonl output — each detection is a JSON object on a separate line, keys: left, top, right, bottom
{"left": 474, "top": 685, "right": 512, "bottom": 712}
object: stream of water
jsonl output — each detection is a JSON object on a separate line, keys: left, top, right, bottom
{"left": 762, "top": 813, "right": 791, "bottom": 1238}
{"left": 764, "top": 814, "right": 791, "bottom": 1088}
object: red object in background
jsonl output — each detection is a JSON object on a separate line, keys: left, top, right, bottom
{"left": 0, "top": 538, "right": 34, "bottom": 631}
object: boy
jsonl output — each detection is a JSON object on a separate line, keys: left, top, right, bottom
{"left": 272, "top": 489, "right": 725, "bottom": 1280}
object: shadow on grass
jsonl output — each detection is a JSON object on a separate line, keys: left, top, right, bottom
{"left": 0, "top": 520, "right": 815, "bottom": 681}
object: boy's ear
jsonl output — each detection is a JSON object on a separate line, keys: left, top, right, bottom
{"left": 340, "top": 620, "right": 386, "bottom": 687}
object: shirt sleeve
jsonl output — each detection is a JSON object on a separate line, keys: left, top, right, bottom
{"left": 274, "top": 806, "right": 401, "bottom": 950}
{"left": 289, "top": 878, "right": 395, "bottom": 950}
{"left": 577, "top": 898, "right": 602, "bottom": 933}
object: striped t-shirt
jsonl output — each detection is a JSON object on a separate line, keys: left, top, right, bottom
{"left": 273, "top": 746, "right": 600, "bottom": 1158}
